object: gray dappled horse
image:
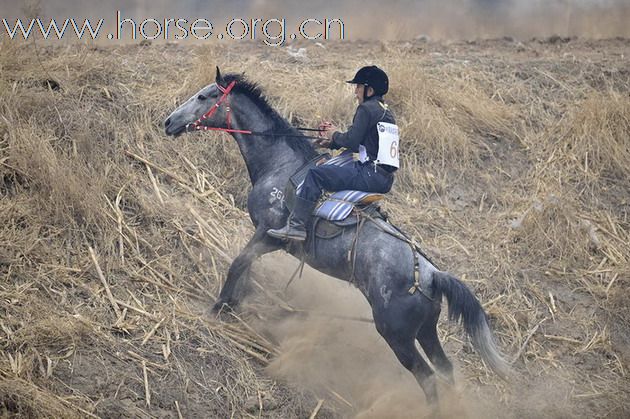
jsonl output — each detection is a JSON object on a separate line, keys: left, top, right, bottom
{"left": 164, "top": 68, "right": 509, "bottom": 408}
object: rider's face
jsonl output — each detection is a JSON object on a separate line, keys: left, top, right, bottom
{"left": 355, "top": 84, "right": 364, "bottom": 104}
{"left": 354, "top": 84, "right": 375, "bottom": 104}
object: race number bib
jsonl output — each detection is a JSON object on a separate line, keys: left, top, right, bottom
{"left": 375, "top": 122, "right": 400, "bottom": 168}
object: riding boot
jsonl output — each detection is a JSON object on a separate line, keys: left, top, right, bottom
{"left": 267, "top": 196, "right": 316, "bottom": 241}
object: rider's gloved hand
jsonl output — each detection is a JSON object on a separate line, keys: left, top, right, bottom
{"left": 315, "top": 121, "right": 337, "bottom": 148}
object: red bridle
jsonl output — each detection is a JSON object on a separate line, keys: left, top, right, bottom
{"left": 187, "top": 80, "right": 253, "bottom": 135}
{"left": 185, "top": 80, "right": 325, "bottom": 140}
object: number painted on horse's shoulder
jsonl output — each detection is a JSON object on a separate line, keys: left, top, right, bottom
{"left": 269, "top": 187, "right": 285, "bottom": 208}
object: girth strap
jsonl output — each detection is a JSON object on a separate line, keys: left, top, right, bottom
{"left": 361, "top": 214, "right": 437, "bottom": 300}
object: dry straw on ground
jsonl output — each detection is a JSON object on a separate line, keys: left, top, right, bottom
{"left": 1, "top": 37, "right": 629, "bottom": 418}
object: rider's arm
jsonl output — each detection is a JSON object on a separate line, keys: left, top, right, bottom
{"left": 330, "top": 105, "right": 370, "bottom": 152}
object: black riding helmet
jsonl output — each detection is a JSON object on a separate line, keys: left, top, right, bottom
{"left": 346, "top": 65, "right": 389, "bottom": 98}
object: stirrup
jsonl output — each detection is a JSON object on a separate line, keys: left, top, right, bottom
{"left": 267, "top": 223, "right": 307, "bottom": 241}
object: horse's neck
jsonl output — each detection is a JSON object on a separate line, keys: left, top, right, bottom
{"left": 229, "top": 97, "right": 311, "bottom": 185}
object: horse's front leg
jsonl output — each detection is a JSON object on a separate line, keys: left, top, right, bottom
{"left": 212, "top": 229, "right": 280, "bottom": 312}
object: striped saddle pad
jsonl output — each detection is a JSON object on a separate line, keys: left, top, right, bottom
{"left": 314, "top": 190, "right": 384, "bottom": 221}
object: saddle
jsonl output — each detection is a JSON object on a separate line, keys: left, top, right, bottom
{"left": 284, "top": 152, "right": 438, "bottom": 293}
{"left": 284, "top": 151, "right": 386, "bottom": 239}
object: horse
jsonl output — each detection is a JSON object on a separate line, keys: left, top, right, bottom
{"left": 163, "top": 67, "right": 509, "bottom": 409}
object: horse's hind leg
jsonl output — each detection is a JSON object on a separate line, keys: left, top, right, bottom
{"left": 416, "top": 305, "right": 454, "bottom": 385}
{"left": 373, "top": 303, "right": 439, "bottom": 407}
{"left": 389, "top": 335, "right": 439, "bottom": 406}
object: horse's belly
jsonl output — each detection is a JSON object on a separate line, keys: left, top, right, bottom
{"left": 290, "top": 233, "right": 355, "bottom": 280}
{"left": 287, "top": 221, "right": 417, "bottom": 296}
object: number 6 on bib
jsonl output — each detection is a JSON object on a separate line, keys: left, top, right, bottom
{"left": 375, "top": 122, "right": 400, "bottom": 168}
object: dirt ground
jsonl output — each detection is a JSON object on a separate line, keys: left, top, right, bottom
{"left": 1, "top": 36, "right": 629, "bottom": 418}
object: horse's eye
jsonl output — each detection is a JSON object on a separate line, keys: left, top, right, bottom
{"left": 197, "top": 94, "right": 207, "bottom": 101}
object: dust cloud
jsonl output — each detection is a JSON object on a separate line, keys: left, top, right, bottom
{"left": 247, "top": 253, "right": 581, "bottom": 418}
{"left": 248, "top": 253, "right": 497, "bottom": 418}
{"left": 2, "top": 0, "right": 629, "bottom": 39}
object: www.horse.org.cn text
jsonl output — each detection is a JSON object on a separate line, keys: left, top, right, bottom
{"left": 1, "top": 11, "right": 346, "bottom": 46}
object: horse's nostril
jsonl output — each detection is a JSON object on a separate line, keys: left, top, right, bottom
{"left": 165, "top": 117, "right": 171, "bottom": 127}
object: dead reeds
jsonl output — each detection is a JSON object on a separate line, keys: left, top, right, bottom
{"left": 1, "top": 37, "right": 628, "bottom": 417}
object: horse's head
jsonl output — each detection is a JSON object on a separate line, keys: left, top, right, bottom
{"left": 164, "top": 67, "right": 231, "bottom": 137}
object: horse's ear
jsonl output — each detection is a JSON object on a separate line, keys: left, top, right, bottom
{"left": 215, "top": 66, "right": 225, "bottom": 86}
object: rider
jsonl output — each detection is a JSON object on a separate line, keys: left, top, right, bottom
{"left": 267, "top": 65, "right": 399, "bottom": 242}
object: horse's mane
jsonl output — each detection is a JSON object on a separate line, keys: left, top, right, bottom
{"left": 223, "top": 73, "right": 317, "bottom": 159}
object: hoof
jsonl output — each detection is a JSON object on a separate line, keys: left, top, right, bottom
{"left": 421, "top": 400, "right": 441, "bottom": 419}
{"left": 211, "top": 299, "right": 236, "bottom": 315}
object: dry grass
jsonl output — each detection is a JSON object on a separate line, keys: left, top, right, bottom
{"left": 1, "top": 37, "right": 629, "bottom": 418}
{"left": 555, "top": 91, "right": 630, "bottom": 186}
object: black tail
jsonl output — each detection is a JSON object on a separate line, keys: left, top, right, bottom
{"left": 432, "top": 271, "right": 510, "bottom": 379}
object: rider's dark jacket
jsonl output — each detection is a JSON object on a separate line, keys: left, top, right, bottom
{"left": 330, "top": 95, "right": 397, "bottom": 173}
